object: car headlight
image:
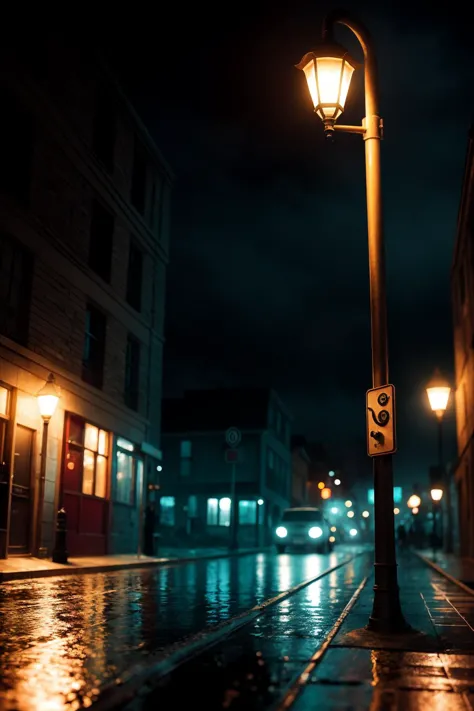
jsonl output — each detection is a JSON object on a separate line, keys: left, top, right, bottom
{"left": 276, "top": 526, "right": 287, "bottom": 538}
{"left": 308, "top": 526, "right": 323, "bottom": 539}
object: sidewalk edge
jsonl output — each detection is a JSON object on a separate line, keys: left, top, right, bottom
{"left": 415, "top": 551, "right": 474, "bottom": 597}
{"left": 0, "top": 548, "right": 265, "bottom": 583}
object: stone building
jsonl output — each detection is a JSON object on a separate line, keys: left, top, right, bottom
{"left": 451, "top": 126, "right": 474, "bottom": 557}
{"left": 159, "top": 388, "right": 293, "bottom": 547}
{"left": 0, "top": 41, "right": 172, "bottom": 558}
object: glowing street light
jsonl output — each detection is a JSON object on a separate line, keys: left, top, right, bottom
{"left": 407, "top": 494, "right": 421, "bottom": 509}
{"left": 345, "top": 500, "right": 352, "bottom": 508}
{"left": 334, "top": 479, "right": 341, "bottom": 486}
{"left": 329, "top": 470, "right": 335, "bottom": 477}
{"left": 362, "top": 510, "right": 370, "bottom": 518}
{"left": 296, "top": 9, "right": 408, "bottom": 633}
{"left": 426, "top": 370, "right": 451, "bottom": 419}
{"left": 426, "top": 369, "right": 452, "bottom": 553}
{"left": 318, "top": 481, "right": 325, "bottom": 490}
{"left": 331, "top": 507, "right": 339, "bottom": 514}
{"left": 321, "top": 487, "right": 332, "bottom": 500}
{"left": 394, "top": 508, "right": 400, "bottom": 515}
{"left": 430, "top": 488, "right": 443, "bottom": 503}
{"left": 347, "top": 510, "right": 355, "bottom": 518}
{"left": 36, "top": 374, "right": 61, "bottom": 559}
{"left": 412, "top": 507, "right": 419, "bottom": 515}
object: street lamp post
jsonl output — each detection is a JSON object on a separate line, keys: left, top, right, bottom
{"left": 430, "top": 487, "right": 444, "bottom": 561}
{"left": 35, "top": 374, "right": 61, "bottom": 556}
{"left": 297, "top": 10, "right": 409, "bottom": 633}
{"left": 426, "top": 369, "right": 452, "bottom": 553}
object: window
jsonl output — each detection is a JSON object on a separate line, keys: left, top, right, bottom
{"left": 92, "top": 88, "right": 116, "bottom": 172}
{"left": 206, "top": 497, "right": 232, "bottom": 526}
{"left": 0, "top": 88, "right": 34, "bottom": 205}
{"left": 64, "top": 416, "right": 109, "bottom": 498}
{"left": 89, "top": 199, "right": 114, "bottom": 282}
{"left": 180, "top": 440, "right": 192, "bottom": 458}
{"left": 115, "top": 436, "right": 141, "bottom": 505}
{"left": 131, "top": 145, "right": 147, "bottom": 215}
{"left": 188, "top": 495, "right": 198, "bottom": 518}
{"left": 267, "top": 449, "right": 274, "bottom": 469}
{"left": 82, "top": 305, "right": 106, "bottom": 388}
{"left": 124, "top": 335, "right": 140, "bottom": 410}
{"left": 160, "top": 496, "right": 175, "bottom": 526}
{"left": 207, "top": 498, "right": 218, "bottom": 525}
{"left": 239, "top": 500, "right": 257, "bottom": 525}
{"left": 179, "top": 440, "right": 192, "bottom": 476}
{"left": 126, "top": 240, "right": 143, "bottom": 312}
{"left": 0, "top": 233, "right": 33, "bottom": 346}
{"left": 282, "top": 509, "right": 323, "bottom": 522}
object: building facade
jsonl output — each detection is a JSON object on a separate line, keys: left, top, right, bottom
{"left": 0, "top": 42, "right": 172, "bottom": 559}
{"left": 159, "top": 388, "right": 293, "bottom": 547}
{"left": 290, "top": 435, "right": 310, "bottom": 507}
{"left": 451, "top": 126, "right": 474, "bottom": 557}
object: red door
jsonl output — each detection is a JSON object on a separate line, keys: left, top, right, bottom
{"left": 62, "top": 414, "right": 110, "bottom": 556}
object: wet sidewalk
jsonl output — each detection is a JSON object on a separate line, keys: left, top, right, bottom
{"left": 416, "top": 549, "right": 474, "bottom": 589}
{"left": 291, "top": 552, "right": 474, "bottom": 709}
{"left": 0, "top": 546, "right": 263, "bottom": 582}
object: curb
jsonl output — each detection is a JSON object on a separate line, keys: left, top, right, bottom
{"left": 415, "top": 551, "right": 474, "bottom": 597}
{"left": 0, "top": 547, "right": 266, "bottom": 583}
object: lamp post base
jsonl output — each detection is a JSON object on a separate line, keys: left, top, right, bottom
{"left": 367, "top": 563, "right": 411, "bottom": 634}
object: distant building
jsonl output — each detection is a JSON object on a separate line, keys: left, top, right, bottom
{"left": 290, "top": 435, "right": 310, "bottom": 506}
{"left": 0, "top": 41, "right": 172, "bottom": 559}
{"left": 451, "top": 125, "right": 474, "bottom": 556}
{"left": 160, "top": 388, "right": 293, "bottom": 547}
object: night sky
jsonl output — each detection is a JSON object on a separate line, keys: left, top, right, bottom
{"left": 103, "top": 0, "right": 472, "bottom": 486}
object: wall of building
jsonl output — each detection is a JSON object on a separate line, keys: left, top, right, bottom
{"left": 0, "top": 46, "right": 171, "bottom": 558}
{"left": 452, "top": 129, "right": 474, "bottom": 557}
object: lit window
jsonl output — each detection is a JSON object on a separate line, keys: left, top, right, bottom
{"left": 0, "top": 385, "right": 9, "bottom": 417}
{"left": 160, "top": 496, "right": 175, "bottom": 526}
{"left": 207, "top": 497, "right": 233, "bottom": 526}
{"left": 180, "top": 440, "right": 192, "bottom": 458}
{"left": 65, "top": 416, "right": 110, "bottom": 499}
{"left": 239, "top": 500, "right": 257, "bottom": 525}
{"left": 207, "top": 498, "right": 218, "bottom": 525}
{"left": 219, "top": 498, "right": 231, "bottom": 527}
{"left": 115, "top": 437, "right": 141, "bottom": 505}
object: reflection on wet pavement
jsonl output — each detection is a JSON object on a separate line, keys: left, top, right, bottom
{"left": 131, "top": 552, "right": 373, "bottom": 710}
{"left": 0, "top": 548, "right": 361, "bottom": 710}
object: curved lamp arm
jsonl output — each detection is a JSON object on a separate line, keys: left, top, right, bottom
{"left": 322, "top": 10, "right": 381, "bottom": 135}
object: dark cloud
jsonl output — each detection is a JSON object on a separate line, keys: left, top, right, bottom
{"left": 104, "top": 0, "right": 471, "bottom": 485}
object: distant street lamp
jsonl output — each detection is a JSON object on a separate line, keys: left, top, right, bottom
{"left": 334, "top": 479, "right": 341, "bottom": 486}
{"left": 426, "top": 369, "right": 452, "bottom": 553}
{"left": 297, "top": 10, "right": 408, "bottom": 633}
{"left": 430, "top": 487, "right": 444, "bottom": 560}
{"left": 35, "top": 374, "right": 61, "bottom": 555}
{"left": 407, "top": 494, "right": 421, "bottom": 510}
{"left": 362, "top": 510, "right": 370, "bottom": 518}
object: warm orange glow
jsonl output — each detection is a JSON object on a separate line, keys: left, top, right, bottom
{"left": 321, "top": 487, "right": 332, "bottom": 500}
{"left": 407, "top": 494, "right": 421, "bottom": 509}
{"left": 412, "top": 507, "right": 419, "bottom": 515}
{"left": 431, "top": 488, "right": 443, "bottom": 502}
{"left": 317, "top": 481, "right": 325, "bottom": 490}
{"left": 298, "top": 52, "right": 356, "bottom": 121}
{"left": 426, "top": 370, "right": 451, "bottom": 417}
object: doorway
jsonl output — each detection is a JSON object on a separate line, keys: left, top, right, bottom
{"left": 8, "top": 425, "right": 34, "bottom": 554}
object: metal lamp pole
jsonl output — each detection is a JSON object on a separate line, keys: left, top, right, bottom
{"left": 319, "top": 11, "right": 407, "bottom": 633}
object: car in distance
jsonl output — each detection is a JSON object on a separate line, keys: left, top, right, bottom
{"left": 274, "top": 507, "right": 333, "bottom": 554}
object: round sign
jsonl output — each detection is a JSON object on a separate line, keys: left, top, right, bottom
{"left": 225, "top": 427, "right": 241, "bottom": 448}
